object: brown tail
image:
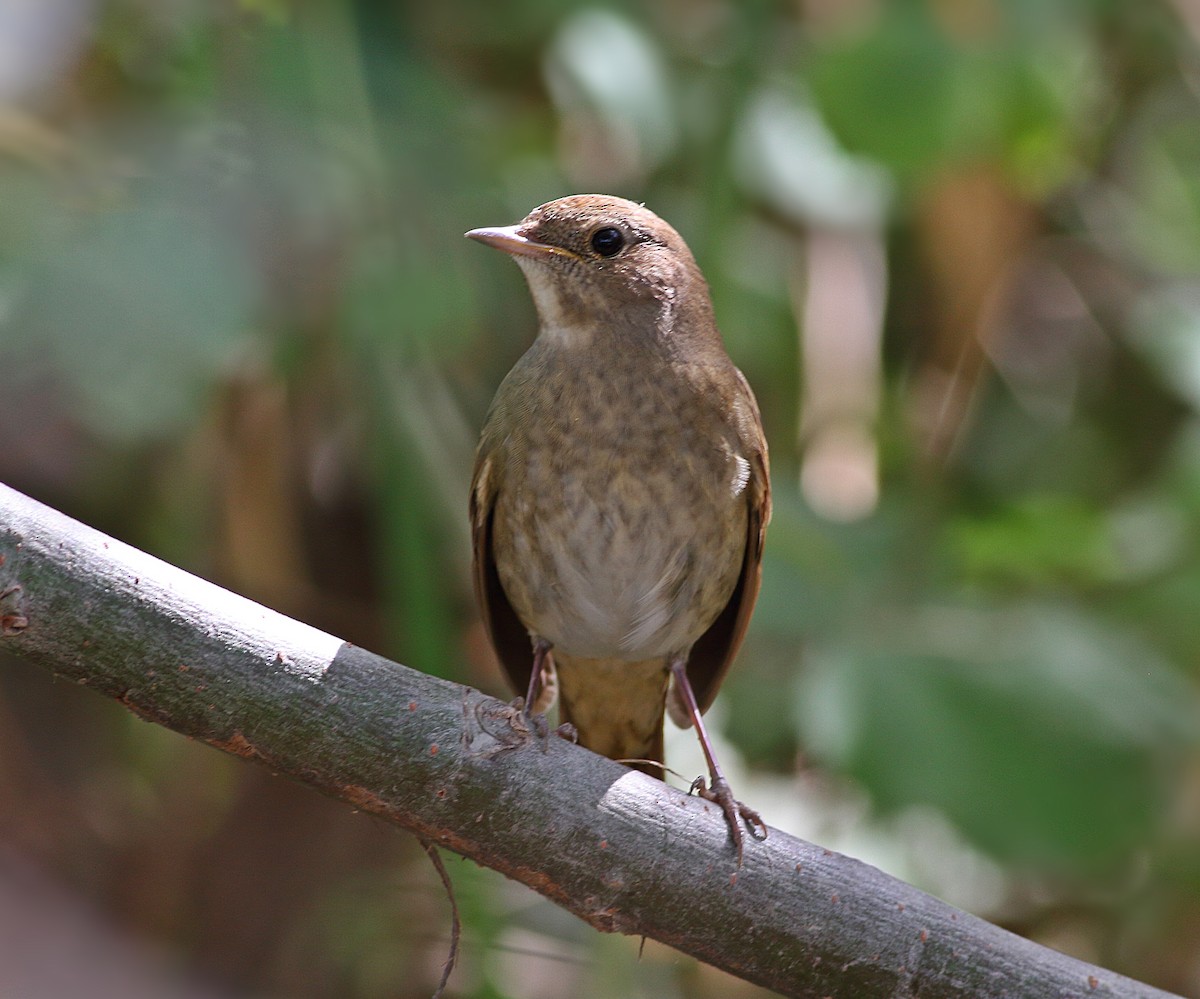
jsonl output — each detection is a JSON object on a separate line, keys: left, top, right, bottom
{"left": 553, "top": 654, "right": 670, "bottom": 779}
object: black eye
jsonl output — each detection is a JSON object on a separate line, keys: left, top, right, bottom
{"left": 590, "top": 226, "right": 625, "bottom": 257}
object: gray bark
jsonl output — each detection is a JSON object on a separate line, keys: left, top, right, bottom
{"left": 0, "top": 482, "right": 1180, "bottom": 999}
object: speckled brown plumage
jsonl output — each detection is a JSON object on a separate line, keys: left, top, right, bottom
{"left": 467, "top": 196, "right": 770, "bottom": 846}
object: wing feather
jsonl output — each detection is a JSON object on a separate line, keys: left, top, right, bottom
{"left": 682, "top": 370, "right": 771, "bottom": 715}
{"left": 469, "top": 452, "right": 533, "bottom": 696}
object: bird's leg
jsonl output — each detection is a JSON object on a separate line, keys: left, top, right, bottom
{"left": 669, "top": 657, "right": 767, "bottom": 865}
{"left": 519, "top": 637, "right": 552, "bottom": 740}
{"left": 523, "top": 638, "right": 550, "bottom": 712}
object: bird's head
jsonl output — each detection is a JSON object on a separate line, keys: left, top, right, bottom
{"left": 467, "top": 195, "right": 712, "bottom": 345}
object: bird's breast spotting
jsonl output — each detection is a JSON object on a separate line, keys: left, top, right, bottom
{"left": 491, "top": 400, "right": 748, "bottom": 662}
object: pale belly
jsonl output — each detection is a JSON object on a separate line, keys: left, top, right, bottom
{"left": 492, "top": 457, "right": 746, "bottom": 661}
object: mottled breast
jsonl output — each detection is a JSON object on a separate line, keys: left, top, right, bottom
{"left": 487, "top": 338, "right": 750, "bottom": 661}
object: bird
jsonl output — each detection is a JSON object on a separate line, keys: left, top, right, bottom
{"left": 466, "top": 194, "right": 770, "bottom": 860}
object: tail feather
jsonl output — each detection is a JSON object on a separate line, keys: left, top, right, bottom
{"left": 554, "top": 654, "right": 669, "bottom": 778}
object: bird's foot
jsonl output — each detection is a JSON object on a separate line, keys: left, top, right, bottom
{"left": 463, "top": 693, "right": 536, "bottom": 759}
{"left": 690, "top": 775, "right": 768, "bottom": 866}
{"left": 508, "top": 695, "right": 552, "bottom": 746}
{"left": 503, "top": 697, "right": 574, "bottom": 749}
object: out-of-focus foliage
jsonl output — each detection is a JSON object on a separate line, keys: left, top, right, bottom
{"left": 2, "top": 0, "right": 1200, "bottom": 996}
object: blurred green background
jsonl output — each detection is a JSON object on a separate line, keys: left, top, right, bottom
{"left": 2, "top": 0, "right": 1200, "bottom": 996}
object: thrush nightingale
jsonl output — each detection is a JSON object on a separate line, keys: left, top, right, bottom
{"left": 467, "top": 195, "right": 770, "bottom": 859}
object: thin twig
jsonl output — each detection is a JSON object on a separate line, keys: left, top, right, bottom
{"left": 417, "top": 837, "right": 460, "bottom": 999}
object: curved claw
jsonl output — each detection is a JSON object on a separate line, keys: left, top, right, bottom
{"left": 741, "top": 800, "right": 769, "bottom": 842}
{"left": 692, "top": 776, "right": 767, "bottom": 867}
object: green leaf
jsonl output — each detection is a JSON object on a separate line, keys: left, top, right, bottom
{"left": 946, "top": 494, "right": 1116, "bottom": 588}
{"left": 796, "top": 601, "right": 1198, "bottom": 872}
{"left": 11, "top": 196, "right": 254, "bottom": 443}
{"left": 806, "top": 4, "right": 958, "bottom": 177}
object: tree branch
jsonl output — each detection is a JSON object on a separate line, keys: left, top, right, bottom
{"left": 0, "top": 483, "right": 1179, "bottom": 999}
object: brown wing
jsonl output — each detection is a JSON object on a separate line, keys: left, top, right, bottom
{"left": 685, "top": 373, "right": 771, "bottom": 715}
{"left": 469, "top": 451, "right": 534, "bottom": 697}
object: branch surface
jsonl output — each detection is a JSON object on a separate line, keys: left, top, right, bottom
{"left": 0, "top": 483, "right": 1179, "bottom": 999}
